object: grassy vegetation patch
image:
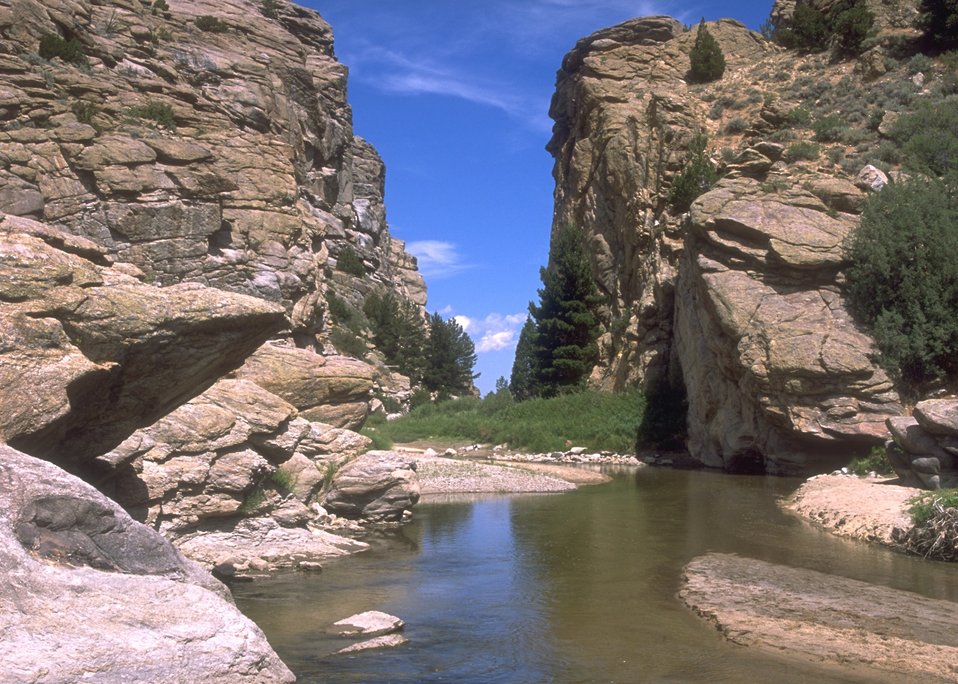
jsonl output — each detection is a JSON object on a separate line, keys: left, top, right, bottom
{"left": 363, "top": 390, "right": 646, "bottom": 454}
{"left": 907, "top": 489, "right": 958, "bottom": 526}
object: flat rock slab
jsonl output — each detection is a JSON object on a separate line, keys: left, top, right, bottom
{"left": 331, "top": 611, "right": 405, "bottom": 638}
{"left": 681, "top": 553, "right": 958, "bottom": 682}
{"left": 336, "top": 633, "right": 408, "bottom": 654}
{"left": 782, "top": 474, "right": 914, "bottom": 546}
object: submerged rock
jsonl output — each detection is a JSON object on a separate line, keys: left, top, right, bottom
{"left": 0, "top": 444, "right": 293, "bottom": 683}
{"left": 331, "top": 611, "right": 405, "bottom": 638}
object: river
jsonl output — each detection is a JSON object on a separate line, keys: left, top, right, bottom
{"left": 233, "top": 467, "right": 958, "bottom": 683}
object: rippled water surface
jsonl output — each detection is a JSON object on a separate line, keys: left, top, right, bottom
{"left": 233, "top": 468, "right": 958, "bottom": 683}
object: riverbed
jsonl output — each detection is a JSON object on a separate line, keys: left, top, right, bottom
{"left": 233, "top": 468, "right": 958, "bottom": 683}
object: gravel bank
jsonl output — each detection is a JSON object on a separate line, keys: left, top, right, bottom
{"left": 413, "top": 455, "right": 579, "bottom": 496}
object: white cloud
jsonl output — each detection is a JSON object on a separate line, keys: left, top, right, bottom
{"left": 406, "top": 240, "right": 471, "bottom": 279}
{"left": 454, "top": 315, "right": 474, "bottom": 333}
{"left": 477, "top": 330, "right": 515, "bottom": 353}
{"left": 459, "top": 312, "right": 527, "bottom": 354}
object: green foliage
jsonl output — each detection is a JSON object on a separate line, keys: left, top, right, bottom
{"left": 845, "top": 178, "right": 958, "bottom": 392}
{"left": 195, "top": 15, "right": 229, "bottom": 32}
{"left": 918, "top": 0, "right": 958, "bottom": 51}
{"left": 239, "top": 486, "right": 266, "bottom": 514}
{"left": 509, "top": 316, "right": 539, "bottom": 400}
{"left": 687, "top": 20, "right": 726, "bottom": 84}
{"left": 831, "top": 0, "right": 875, "bottom": 55}
{"left": 528, "top": 224, "right": 603, "bottom": 397}
{"left": 335, "top": 245, "right": 366, "bottom": 276}
{"left": 372, "top": 390, "right": 645, "bottom": 454}
{"left": 907, "top": 489, "right": 958, "bottom": 525}
{"left": 150, "top": 0, "right": 170, "bottom": 16}
{"left": 363, "top": 291, "right": 427, "bottom": 380}
{"left": 888, "top": 95, "right": 958, "bottom": 177}
{"left": 71, "top": 100, "right": 98, "bottom": 125}
{"left": 127, "top": 100, "right": 176, "bottom": 129}
{"left": 848, "top": 446, "right": 894, "bottom": 475}
{"left": 722, "top": 116, "right": 748, "bottom": 134}
{"left": 270, "top": 467, "right": 296, "bottom": 492}
{"left": 329, "top": 328, "right": 367, "bottom": 359}
{"left": 261, "top": 0, "right": 280, "bottom": 19}
{"left": 812, "top": 113, "right": 848, "bottom": 142}
{"left": 667, "top": 133, "right": 719, "bottom": 212}
{"left": 783, "top": 106, "right": 812, "bottom": 127}
{"left": 361, "top": 425, "right": 394, "bottom": 451}
{"left": 38, "top": 34, "right": 87, "bottom": 66}
{"left": 769, "top": 0, "right": 873, "bottom": 54}
{"left": 320, "top": 461, "right": 341, "bottom": 490}
{"left": 784, "top": 140, "right": 820, "bottom": 162}
{"left": 422, "top": 313, "right": 478, "bottom": 398}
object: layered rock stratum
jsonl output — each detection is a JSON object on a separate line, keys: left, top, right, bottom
{"left": 547, "top": 14, "right": 920, "bottom": 473}
{"left": 0, "top": 0, "right": 427, "bottom": 679}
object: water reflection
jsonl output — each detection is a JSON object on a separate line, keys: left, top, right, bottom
{"left": 232, "top": 469, "right": 958, "bottom": 683}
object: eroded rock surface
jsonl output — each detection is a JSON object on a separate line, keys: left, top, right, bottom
{"left": 324, "top": 450, "right": 420, "bottom": 522}
{"left": 0, "top": 444, "right": 293, "bottom": 683}
{"left": 886, "top": 399, "right": 958, "bottom": 489}
{"left": 547, "top": 16, "right": 904, "bottom": 472}
{"left": 681, "top": 553, "right": 958, "bottom": 683}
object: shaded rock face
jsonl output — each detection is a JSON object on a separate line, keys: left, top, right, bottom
{"left": 886, "top": 399, "right": 958, "bottom": 489}
{"left": 0, "top": 444, "right": 293, "bottom": 683}
{"left": 548, "top": 17, "right": 904, "bottom": 473}
{"left": 0, "top": 0, "right": 426, "bottom": 411}
{"left": 0, "top": 215, "right": 284, "bottom": 471}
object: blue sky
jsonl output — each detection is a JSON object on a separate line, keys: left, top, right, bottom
{"left": 309, "top": 1, "right": 772, "bottom": 394}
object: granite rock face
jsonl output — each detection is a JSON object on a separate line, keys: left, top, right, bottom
{"left": 0, "top": 0, "right": 426, "bottom": 410}
{"left": 0, "top": 444, "right": 293, "bottom": 683}
{"left": 548, "top": 17, "right": 904, "bottom": 473}
{"left": 0, "top": 214, "right": 284, "bottom": 470}
{"left": 324, "top": 451, "right": 420, "bottom": 522}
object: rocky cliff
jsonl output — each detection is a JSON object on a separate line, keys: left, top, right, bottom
{"left": 0, "top": 1, "right": 426, "bottom": 678}
{"left": 546, "top": 12, "right": 940, "bottom": 473}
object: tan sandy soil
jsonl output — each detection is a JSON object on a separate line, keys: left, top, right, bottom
{"left": 782, "top": 474, "right": 916, "bottom": 547}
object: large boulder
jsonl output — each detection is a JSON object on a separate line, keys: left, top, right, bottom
{"left": 0, "top": 216, "right": 285, "bottom": 470}
{"left": 0, "top": 444, "right": 293, "bottom": 683}
{"left": 674, "top": 178, "right": 901, "bottom": 473}
{"left": 885, "top": 399, "right": 958, "bottom": 489}
{"left": 323, "top": 451, "right": 420, "bottom": 522}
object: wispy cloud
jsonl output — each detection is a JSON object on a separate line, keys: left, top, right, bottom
{"left": 470, "top": 313, "right": 527, "bottom": 353}
{"left": 407, "top": 240, "right": 471, "bottom": 279}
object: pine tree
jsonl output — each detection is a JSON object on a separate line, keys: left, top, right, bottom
{"left": 687, "top": 19, "right": 726, "bottom": 84}
{"left": 422, "top": 313, "right": 478, "bottom": 398}
{"left": 509, "top": 316, "right": 539, "bottom": 400}
{"left": 529, "top": 224, "right": 602, "bottom": 397}
{"left": 363, "top": 291, "right": 427, "bottom": 381}
{"left": 918, "top": 0, "right": 958, "bottom": 51}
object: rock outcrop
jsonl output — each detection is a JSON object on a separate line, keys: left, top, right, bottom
{"left": 547, "top": 16, "right": 908, "bottom": 472}
{"left": 0, "top": 444, "right": 293, "bottom": 683}
{"left": 886, "top": 399, "right": 958, "bottom": 489}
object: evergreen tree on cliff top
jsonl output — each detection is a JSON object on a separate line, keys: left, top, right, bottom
{"left": 529, "top": 224, "right": 602, "bottom": 397}
{"left": 687, "top": 19, "right": 725, "bottom": 84}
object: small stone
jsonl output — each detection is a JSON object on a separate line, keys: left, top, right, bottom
{"left": 331, "top": 611, "right": 405, "bottom": 638}
{"left": 336, "top": 634, "right": 408, "bottom": 654}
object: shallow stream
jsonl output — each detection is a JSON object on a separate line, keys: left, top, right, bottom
{"left": 233, "top": 468, "right": 958, "bottom": 683}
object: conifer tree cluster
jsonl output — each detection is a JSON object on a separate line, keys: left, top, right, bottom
{"left": 510, "top": 224, "right": 602, "bottom": 399}
{"left": 687, "top": 20, "right": 726, "bottom": 84}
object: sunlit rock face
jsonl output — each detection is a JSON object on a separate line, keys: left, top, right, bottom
{"left": 548, "top": 16, "right": 904, "bottom": 472}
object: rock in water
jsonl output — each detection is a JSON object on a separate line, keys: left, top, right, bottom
{"left": 0, "top": 444, "right": 293, "bottom": 683}
{"left": 331, "top": 611, "right": 405, "bottom": 637}
{"left": 323, "top": 451, "right": 420, "bottom": 522}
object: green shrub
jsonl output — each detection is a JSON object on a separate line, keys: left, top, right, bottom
{"left": 361, "top": 426, "right": 394, "bottom": 451}
{"left": 71, "top": 100, "right": 99, "bottom": 125}
{"left": 907, "top": 53, "right": 934, "bottom": 75}
{"left": 195, "top": 15, "right": 229, "bottom": 33}
{"left": 784, "top": 141, "right": 820, "bottom": 162}
{"left": 261, "top": 0, "right": 279, "bottom": 19}
{"left": 848, "top": 446, "right": 894, "bottom": 475}
{"left": 722, "top": 116, "right": 748, "bottom": 134}
{"left": 38, "top": 34, "right": 87, "bottom": 66}
{"left": 335, "top": 245, "right": 366, "bottom": 276}
{"left": 812, "top": 114, "right": 849, "bottom": 142}
{"left": 888, "top": 95, "right": 958, "bottom": 176}
{"left": 270, "top": 467, "right": 296, "bottom": 492}
{"left": 845, "top": 178, "right": 958, "bottom": 393}
{"left": 827, "top": 146, "right": 845, "bottom": 164}
{"left": 239, "top": 486, "right": 266, "bottom": 514}
{"left": 150, "top": 0, "right": 170, "bottom": 16}
{"left": 687, "top": 20, "right": 726, "bottom": 84}
{"left": 127, "top": 100, "right": 176, "bottom": 129}
{"left": 831, "top": 0, "right": 874, "bottom": 55}
{"left": 783, "top": 106, "right": 812, "bottom": 127}
{"left": 775, "top": 4, "right": 831, "bottom": 50}
{"left": 329, "top": 328, "right": 367, "bottom": 359}
{"left": 907, "top": 489, "right": 958, "bottom": 526}
{"left": 667, "top": 133, "right": 719, "bottom": 211}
